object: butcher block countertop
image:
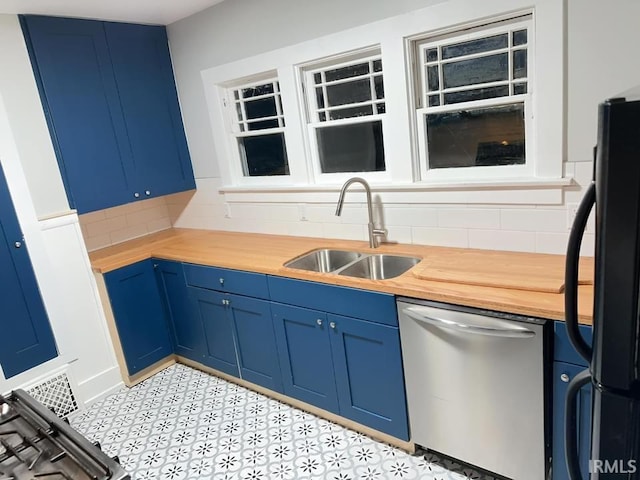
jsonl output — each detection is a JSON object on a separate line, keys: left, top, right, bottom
{"left": 89, "top": 228, "right": 594, "bottom": 325}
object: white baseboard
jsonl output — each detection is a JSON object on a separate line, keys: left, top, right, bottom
{"left": 76, "top": 366, "right": 123, "bottom": 407}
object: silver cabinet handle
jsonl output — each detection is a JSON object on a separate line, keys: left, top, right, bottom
{"left": 145, "top": 190, "right": 151, "bottom": 196}
{"left": 329, "top": 322, "right": 336, "bottom": 329}
{"left": 219, "top": 278, "right": 224, "bottom": 286}
{"left": 561, "top": 373, "right": 570, "bottom": 383}
{"left": 134, "top": 192, "right": 140, "bottom": 198}
{"left": 316, "top": 319, "right": 323, "bottom": 326}
{"left": 222, "top": 299, "right": 230, "bottom": 306}
{"left": 14, "top": 241, "right": 22, "bottom": 248}
{"left": 404, "top": 307, "right": 535, "bottom": 339}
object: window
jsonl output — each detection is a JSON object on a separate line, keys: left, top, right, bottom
{"left": 229, "top": 79, "right": 289, "bottom": 177}
{"left": 303, "top": 53, "right": 387, "bottom": 180}
{"left": 414, "top": 16, "right": 532, "bottom": 178}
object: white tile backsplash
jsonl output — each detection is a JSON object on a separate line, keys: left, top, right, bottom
{"left": 79, "top": 161, "right": 594, "bottom": 257}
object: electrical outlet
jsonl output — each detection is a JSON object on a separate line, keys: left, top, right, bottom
{"left": 298, "top": 203, "right": 308, "bottom": 222}
{"left": 224, "top": 203, "right": 231, "bottom": 219}
{"left": 566, "top": 203, "right": 579, "bottom": 230}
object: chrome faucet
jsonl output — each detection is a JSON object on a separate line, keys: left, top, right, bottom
{"left": 335, "top": 177, "right": 387, "bottom": 248}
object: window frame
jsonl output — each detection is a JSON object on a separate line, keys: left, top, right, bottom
{"left": 300, "top": 50, "right": 391, "bottom": 185}
{"left": 412, "top": 16, "right": 535, "bottom": 181}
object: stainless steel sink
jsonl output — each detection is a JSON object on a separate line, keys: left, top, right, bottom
{"left": 284, "top": 249, "right": 362, "bottom": 273}
{"left": 284, "top": 249, "right": 420, "bottom": 280}
{"left": 338, "top": 254, "right": 421, "bottom": 280}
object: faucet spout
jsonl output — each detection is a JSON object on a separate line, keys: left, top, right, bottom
{"left": 335, "top": 177, "right": 386, "bottom": 248}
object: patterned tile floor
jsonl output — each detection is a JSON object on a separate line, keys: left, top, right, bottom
{"left": 70, "top": 364, "right": 497, "bottom": 480}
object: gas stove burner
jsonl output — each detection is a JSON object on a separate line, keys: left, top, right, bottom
{"left": 0, "top": 390, "right": 129, "bottom": 480}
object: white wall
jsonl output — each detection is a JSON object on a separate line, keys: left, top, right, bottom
{"left": 0, "top": 15, "right": 121, "bottom": 404}
{"left": 0, "top": 15, "right": 68, "bottom": 218}
{"left": 164, "top": 0, "right": 640, "bottom": 256}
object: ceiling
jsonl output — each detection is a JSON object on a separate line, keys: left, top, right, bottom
{"left": 0, "top": 0, "right": 226, "bottom": 25}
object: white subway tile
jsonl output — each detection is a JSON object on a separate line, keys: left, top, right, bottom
{"left": 411, "top": 227, "right": 468, "bottom": 248}
{"left": 469, "top": 229, "right": 535, "bottom": 252}
{"left": 306, "top": 205, "right": 338, "bottom": 223}
{"left": 384, "top": 225, "right": 412, "bottom": 244}
{"left": 287, "top": 221, "right": 324, "bottom": 238}
{"left": 580, "top": 233, "right": 595, "bottom": 257}
{"left": 126, "top": 205, "right": 170, "bottom": 227}
{"left": 382, "top": 206, "right": 438, "bottom": 227}
{"left": 322, "top": 222, "right": 367, "bottom": 241}
{"left": 574, "top": 161, "right": 594, "bottom": 187}
{"left": 146, "top": 217, "right": 172, "bottom": 233}
{"left": 437, "top": 208, "right": 500, "bottom": 229}
{"left": 83, "top": 233, "right": 112, "bottom": 252}
{"left": 78, "top": 210, "right": 106, "bottom": 224}
{"left": 535, "top": 232, "right": 568, "bottom": 255}
{"left": 500, "top": 209, "right": 567, "bottom": 232}
{"left": 109, "top": 224, "right": 149, "bottom": 245}
{"left": 84, "top": 215, "right": 127, "bottom": 238}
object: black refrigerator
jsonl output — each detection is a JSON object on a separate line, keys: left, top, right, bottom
{"left": 565, "top": 94, "right": 640, "bottom": 479}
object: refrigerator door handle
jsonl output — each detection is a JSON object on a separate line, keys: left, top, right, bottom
{"left": 565, "top": 369, "right": 592, "bottom": 480}
{"left": 564, "top": 182, "right": 595, "bottom": 362}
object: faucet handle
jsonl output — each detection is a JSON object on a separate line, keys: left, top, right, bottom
{"left": 372, "top": 228, "right": 387, "bottom": 236}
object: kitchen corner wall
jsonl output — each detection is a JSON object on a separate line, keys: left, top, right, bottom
{"left": 79, "top": 197, "right": 174, "bottom": 251}
{"left": 160, "top": 0, "right": 640, "bottom": 257}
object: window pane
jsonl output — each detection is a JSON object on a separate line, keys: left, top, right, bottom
{"left": 427, "top": 66, "right": 439, "bottom": 91}
{"left": 375, "top": 103, "right": 386, "bottom": 114}
{"left": 244, "top": 97, "right": 277, "bottom": 119}
{"left": 242, "top": 83, "right": 274, "bottom": 98}
{"left": 326, "top": 79, "right": 371, "bottom": 107}
{"left": 441, "top": 34, "right": 508, "bottom": 59}
{"left": 513, "top": 83, "right": 527, "bottom": 95}
{"left": 374, "top": 76, "right": 384, "bottom": 99}
{"left": 426, "top": 48, "right": 439, "bottom": 63}
{"left": 512, "top": 29, "right": 528, "bottom": 46}
{"left": 314, "top": 73, "right": 322, "bottom": 84}
{"left": 428, "top": 95, "right": 441, "bottom": 107}
{"left": 235, "top": 103, "right": 243, "bottom": 122}
{"left": 328, "top": 105, "right": 373, "bottom": 120}
{"left": 316, "top": 88, "right": 325, "bottom": 109}
{"left": 373, "top": 59, "right": 383, "bottom": 72}
{"left": 325, "top": 62, "right": 370, "bottom": 82}
{"left": 233, "top": 90, "right": 240, "bottom": 100}
{"left": 443, "top": 85, "right": 509, "bottom": 104}
{"left": 443, "top": 53, "right": 508, "bottom": 89}
{"left": 316, "top": 121, "right": 385, "bottom": 173}
{"left": 426, "top": 103, "right": 525, "bottom": 169}
{"left": 513, "top": 50, "right": 528, "bottom": 79}
{"left": 247, "top": 119, "right": 279, "bottom": 131}
{"left": 319, "top": 112, "right": 327, "bottom": 122}
{"left": 239, "top": 133, "right": 289, "bottom": 176}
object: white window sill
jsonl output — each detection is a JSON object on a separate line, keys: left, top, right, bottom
{"left": 219, "top": 177, "right": 574, "bottom": 205}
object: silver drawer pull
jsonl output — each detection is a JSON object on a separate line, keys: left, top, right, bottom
{"left": 404, "top": 307, "right": 535, "bottom": 339}
{"left": 316, "top": 319, "right": 323, "bottom": 326}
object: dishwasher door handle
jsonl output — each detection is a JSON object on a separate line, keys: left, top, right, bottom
{"left": 404, "top": 307, "right": 536, "bottom": 339}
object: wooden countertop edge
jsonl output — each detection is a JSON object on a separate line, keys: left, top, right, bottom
{"left": 88, "top": 228, "right": 593, "bottom": 326}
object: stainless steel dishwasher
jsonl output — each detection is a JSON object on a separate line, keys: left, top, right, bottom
{"left": 397, "top": 298, "right": 549, "bottom": 480}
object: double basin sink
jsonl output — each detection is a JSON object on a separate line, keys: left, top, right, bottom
{"left": 284, "top": 249, "right": 421, "bottom": 280}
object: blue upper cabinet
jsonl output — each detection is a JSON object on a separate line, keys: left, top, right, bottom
{"left": 104, "top": 260, "right": 173, "bottom": 375}
{"left": 20, "top": 16, "right": 195, "bottom": 214}
{"left": 0, "top": 166, "right": 57, "bottom": 378}
{"left": 103, "top": 23, "right": 195, "bottom": 199}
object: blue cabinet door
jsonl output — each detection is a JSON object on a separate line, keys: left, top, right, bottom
{"left": 104, "top": 260, "right": 173, "bottom": 375}
{"left": 0, "top": 166, "right": 57, "bottom": 378}
{"left": 552, "top": 362, "right": 591, "bottom": 480}
{"left": 328, "top": 314, "right": 409, "bottom": 440}
{"left": 228, "top": 294, "right": 283, "bottom": 392}
{"left": 21, "top": 16, "right": 135, "bottom": 213}
{"left": 189, "top": 287, "right": 239, "bottom": 377}
{"left": 104, "top": 23, "right": 195, "bottom": 199}
{"left": 154, "top": 260, "right": 203, "bottom": 361}
{"left": 271, "top": 303, "right": 339, "bottom": 413}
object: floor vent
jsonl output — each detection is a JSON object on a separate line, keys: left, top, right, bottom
{"left": 24, "top": 370, "right": 79, "bottom": 418}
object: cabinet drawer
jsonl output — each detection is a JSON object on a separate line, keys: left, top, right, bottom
{"left": 268, "top": 276, "right": 397, "bottom": 326}
{"left": 183, "top": 263, "right": 269, "bottom": 299}
{"left": 554, "top": 322, "right": 593, "bottom": 367}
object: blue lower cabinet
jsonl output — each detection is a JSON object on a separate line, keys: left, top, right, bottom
{"left": 104, "top": 260, "right": 173, "bottom": 375}
{"left": 228, "top": 294, "right": 283, "bottom": 392}
{"left": 552, "top": 362, "right": 592, "bottom": 480}
{"left": 328, "top": 314, "right": 409, "bottom": 440}
{"left": 189, "top": 287, "right": 239, "bottom": 377}
{"left": 154, "top": 260, "right": 203, "bottom": 361}
{"left": 271, "top": 303, "right": 339, "bottom": 413}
